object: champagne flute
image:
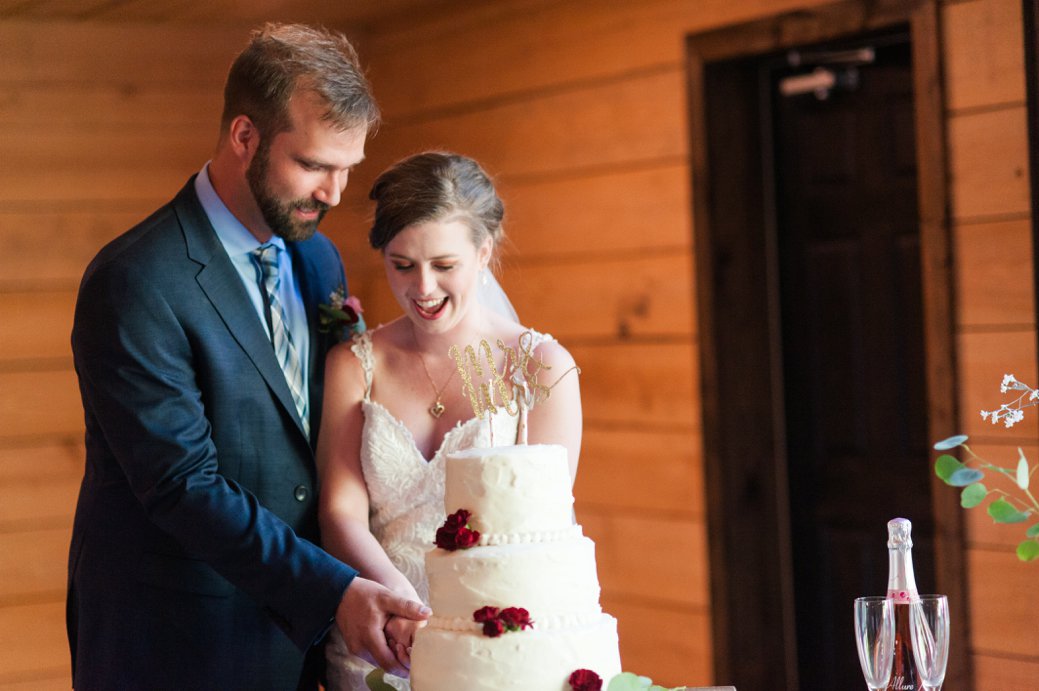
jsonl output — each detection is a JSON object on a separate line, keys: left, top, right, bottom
{"left": 909, "top": 594, "right": 950, "bottom": 691}
{"left": 854, "top": 596, "right": 896, "bottom": 690}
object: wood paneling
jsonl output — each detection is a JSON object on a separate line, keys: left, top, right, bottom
{"left": 365, "top": 0, "right": 831, "bottom": 118}
{"left": 0, "top": 601, "right": 68, "bottom": 685}
{"left": 501, "top": 254, "right": 696, "bottom": 341}
{"left": 572, "top": 342, "right": 699, "bottom": 430}
{"left": 0, "top": 169, "right": 198, "bottom": 206}
{"left": 0, "top": 291, "right": 76, "bottom": 362}
{"left": 0, "top": 212, "right": 140, "bottom": 286}
{"left": 0, "top": 529, "right": 69, "bottom": 601}
{"left": 942, "top": 0, "right": 1025, "bottom": 111}
{"left": 0, "top": 442, "right": 83, "bottom": 481}
{"left": 0, "top": 0, "right": 450, "bottom": 29}
{"left": 0, "top": 443, "right": 82, "bottom": 529}
{"left": 0, "top": 84, "right": 221, "bottom": 128}
{"left": 1, "top": 130, "right": 210, "bottom": 180}
{"left": 947, "top": 106, "right": 1031, "bottom": 220}
{"left": 501, "top": 163, "right": 693, "bottom": 257}
{"left": 583, "top": 511, "right": 708, "bottom": 608}
{"left": 0, "top": 21, "right": 244, "bottom": 85}
{"left": 0, "top": 370, "right": 83, "bottom": 440}
{"left": 967, "top": 548, "right": 1039, "bottom": 657}
{"left": 576, "top": 428, "right": 703, "bottom": 515}
{"left": 954, "top": 217, "right": 1035, "bottom": 327}
{"left": 362, "top": 68, "right": 688, "bottom": 181}
{"left": 0, "top": 675, "right": 72, "bottom": 691}
{"left": 956, "top": 330, "right": 1038, "bottom": 440}
{"left": 972, "top": 653, "right": 1039, "bottom": 691}
{"left": 605, "top": 598, "right": 712, "bottom": 688}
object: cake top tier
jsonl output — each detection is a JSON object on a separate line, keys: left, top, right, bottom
{"left": 444, "top": 444, "right": 575, "bottom": 538}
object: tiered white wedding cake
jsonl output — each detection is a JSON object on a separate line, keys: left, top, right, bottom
{"left": 409, "top": 443, "right": 622, "bottom": 690}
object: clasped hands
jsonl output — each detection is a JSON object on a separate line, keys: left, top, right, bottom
{"left": 336, "top": 576, "right": 431, "bottom": 677}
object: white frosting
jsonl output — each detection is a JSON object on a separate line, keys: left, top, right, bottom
{"left": 444, "top": 444, "right": 574, "bottom": 537}
{"left": 425, "top": 536, "right": 602, "bottom": 620}
{"left": 410, "top": 614, "right": 622, "bottom": 691}
{"left": 412, "top": 444, "right": 622, "bottom": 690}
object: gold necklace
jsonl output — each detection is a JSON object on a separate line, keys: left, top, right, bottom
{"left": 412, "top": 326, "right": 456, "bottom": 419}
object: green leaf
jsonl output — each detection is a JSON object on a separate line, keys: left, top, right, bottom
{"left": 1027, "top": 523, "right": 1039, "bottom": 538}
{"left": 934, "top": 435, "right": 968, "bottom": 450}
{"left": 1017, "top": 539, "right": 1039, "bottom": 562}
{"left": 947, "top": 468, "right": 985, "bottom": 486}
{"left": 608, "top": 673, "right": 654, "bottom": 691}
{"left": 988, "top": 498, "right": 1031, "bottom": 524}
{"left": 364, "top": 669, "right": 402, "bottom": 691}
{"left": 960, "top": 483, "right": 987, "bottom": 508}
{"left": 1017, "top": 448, "right": 1030, "bottom": 491}
{"left": 935, "top": 454, "right": 964, "bottom": 482}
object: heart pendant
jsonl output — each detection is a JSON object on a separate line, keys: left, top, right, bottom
{"left": 429, "top": 401, "right": 446, "bottom": 419}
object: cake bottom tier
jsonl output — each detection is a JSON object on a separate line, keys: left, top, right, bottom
{"left": 409, "top": 613, "right": 621, "bottom": 691}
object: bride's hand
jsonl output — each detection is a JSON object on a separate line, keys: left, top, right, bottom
{"left": 384, "top": 614, "right": 426, "bottom": 671}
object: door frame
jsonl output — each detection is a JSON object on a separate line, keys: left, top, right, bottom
{"left": 686, "top": 1, "right": 967, "bottom": 689}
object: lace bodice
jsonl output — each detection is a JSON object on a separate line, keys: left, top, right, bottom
{"left": 326, "top": 328, "right": 554, "bottom": 691}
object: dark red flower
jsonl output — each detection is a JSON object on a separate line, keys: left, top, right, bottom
{"left": 498, "top": 607, "right": 534, "bottom": 631}
{"left": 481, "top": 618, "right": 505, "bottom": 637}
{"left": 568, "top": 669, "right": 603, "bottom": 691}
{"left": 455, "top": 527, "right": 479, "bottom": 548}
{"left": 473, "top": 606, "right": 500, "bottom": 623}
{"left": 444, "top": 508, "right": 471, "bottom": 530}
{"left": 434, "top": 509, "right": 481, "bottom": 551}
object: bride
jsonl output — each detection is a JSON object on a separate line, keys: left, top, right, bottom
{"left": 316, "top": 152, "right": 583, "bottom": 689}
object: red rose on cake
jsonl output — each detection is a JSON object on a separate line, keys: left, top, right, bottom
{"left": 472, "top": 606, "right": 500, "bottom": 623}
{"left": 473, "top": 605, "right": 535, "bottom": 637}
{"left": 434, "top": 508, "right": 481, "bottom": 551}
{"left": 498, "top": 607, "right": 533, "bottom": 631}
{"left": 569, "top": 669, "right": 603, "bottom": 691}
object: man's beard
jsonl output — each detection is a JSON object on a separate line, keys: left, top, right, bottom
{"left": 246, "top": 142, "right": 329, "bottom": 242}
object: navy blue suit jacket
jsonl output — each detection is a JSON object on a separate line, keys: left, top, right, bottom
{"left": 67, "top": 178, "right": 358, "bottom": 690}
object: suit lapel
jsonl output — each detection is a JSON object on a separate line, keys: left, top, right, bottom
{"left": 172, "top": 180, "right": 308, "bottom": 442}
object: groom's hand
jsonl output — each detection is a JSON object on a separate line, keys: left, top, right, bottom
{"left": 336, "top": 576, "right": 431, "bottom": 675}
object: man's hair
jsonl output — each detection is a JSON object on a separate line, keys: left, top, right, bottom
{"left": 221, "top": 23, "right": 379, "bottom": 138}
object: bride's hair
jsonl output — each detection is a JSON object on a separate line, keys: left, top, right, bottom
{"left": 368, "top": 152, "right": 505, "bottom": 252}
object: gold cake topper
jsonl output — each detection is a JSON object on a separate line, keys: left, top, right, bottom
{"left": 448, "top": 330, "right": 579, "bottom": 444}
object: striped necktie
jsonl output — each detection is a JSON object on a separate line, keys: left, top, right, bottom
{"left": 252, "top": 244, "right": 309, "bottom": 438}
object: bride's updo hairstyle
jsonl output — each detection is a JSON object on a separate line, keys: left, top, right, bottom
{"left": 368, "top": 152, "right": 505, "bottom": 253}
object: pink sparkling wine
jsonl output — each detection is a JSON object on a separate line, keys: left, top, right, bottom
{"left": 885, "top": 518, "right": 923, "bottom": 691}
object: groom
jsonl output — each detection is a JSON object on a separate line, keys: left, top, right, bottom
{"left": 67, "top": 23, "right": 428, "bottom": 690}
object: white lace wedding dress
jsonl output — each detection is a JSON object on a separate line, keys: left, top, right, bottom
{"left": 324, "top": 329, "right": 554, "bottom": 691}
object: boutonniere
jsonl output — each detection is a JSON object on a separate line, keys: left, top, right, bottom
{"left": 318, "top": 285, "right": 364, "bottom": 337}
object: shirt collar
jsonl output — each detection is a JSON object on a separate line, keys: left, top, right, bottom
{"left": 195, "top": 163, "right": 286, "bottom": 257}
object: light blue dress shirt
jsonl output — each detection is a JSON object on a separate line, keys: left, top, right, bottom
{"left": 194, "top": 164, "right": 310, "bottom": 398}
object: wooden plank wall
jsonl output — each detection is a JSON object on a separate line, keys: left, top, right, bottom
{"left": 1, "top": 0, "right": 1038, "bottom": 689}
{"left": 0, "top": 20, "right": 249, "bottom": 689}
{"left": 943, "top": 0, "right": 1039, "bottom": 687}
{"left": 331, "top": 0, "right": 835, "bottom": 685}
{"left": 340, "top": 0, "right": 1039, "bottom": 687}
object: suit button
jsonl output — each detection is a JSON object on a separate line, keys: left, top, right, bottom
{"left": 293, "top": 485, "right": 309, "bottom": 502}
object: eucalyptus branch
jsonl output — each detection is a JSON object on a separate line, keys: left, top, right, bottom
{"left": 934, "top": 374, "right": 1039, "bottom": 563}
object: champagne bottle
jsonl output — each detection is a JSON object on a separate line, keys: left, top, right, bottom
{"left": 885, "top": 518, "right": 923, "bottom": 691}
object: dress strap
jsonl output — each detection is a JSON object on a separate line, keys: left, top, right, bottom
{"left": 349, "top": 331, "right": 375, "bottom": 401}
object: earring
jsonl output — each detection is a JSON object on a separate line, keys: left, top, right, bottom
{"left": 481, "top": 269, "right": 489, "bottom": 286}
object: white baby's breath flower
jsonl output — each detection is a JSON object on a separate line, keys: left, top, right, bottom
{"left": 1006, "top": 408, "right": 1026, "bottom": 428}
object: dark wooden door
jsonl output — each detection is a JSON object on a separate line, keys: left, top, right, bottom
{"left": 771, "top": 36, "right": 936, "bottom": 690}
